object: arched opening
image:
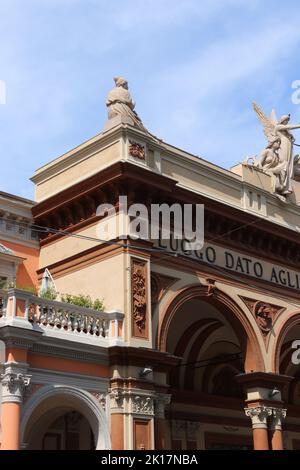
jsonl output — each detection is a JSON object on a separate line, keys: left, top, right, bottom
{"left": 274, "top": 315, "right": 300, "bottom": 406}
{"left": 21, "top": 385, "right": 110, "bottom": 450}
{"left": 28, "top": 409, "right": 95, "bottom": 450}
{"left": 166, "top": 297, "right": 245, "bottom": 396}
{"left": 159, "top": 287, "right": 261, "bottom": 450}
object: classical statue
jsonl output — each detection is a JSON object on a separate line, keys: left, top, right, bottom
{"left": 253, "top": 102, "right": 300, "bottom": 200}
{"left": 106, "top": 76, "right": 147, "bottom": 131}
{"left": 253, "top": 136, "right": 287, "bottom": 195}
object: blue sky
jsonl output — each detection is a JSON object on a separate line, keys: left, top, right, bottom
{"left": 1, "top": 0, "right": 300, "bottom": 199}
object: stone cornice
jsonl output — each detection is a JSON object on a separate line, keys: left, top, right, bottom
{"left": 108, "top": 345, "right": 180, "bottom": 371}
{"left": 0, "top": 325, "right": 43, "bottom": 349}
{"left": 236, "top": 372, "right": 294, "bottom": 391}
{"left": 29, "top": 366, "right": 109, "bottom": 390}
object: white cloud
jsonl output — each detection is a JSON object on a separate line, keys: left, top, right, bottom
{"left": 0, "top": 0, "right": 300, "bottom": 197}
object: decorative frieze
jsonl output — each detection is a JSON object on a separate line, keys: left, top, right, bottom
{"left": 132, "top": 395, "right": 154, "bottom": 415}
{"left": 240, "top": 297, "right": 285, "bottom": 337}
{"left": 109, "top": 387, "right": 155, "bottom": 416}
{"left": 109, "top": 388, "right": 125, "bottom": 411}
{"left": 131, "top": 259, "right": 148, "bottom": 338}
{"left": 129, "top": 141, "right": 146, "bottom": 160}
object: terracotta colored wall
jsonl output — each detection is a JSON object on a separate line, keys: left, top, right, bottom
{"left": 27, "top": 353, "right": 109, "bottom": 377}
{"left": 0, "top": 239, "right": 39, "bottom": 288}
{"left": 111, "top": 414, "right": 124, "bottom": 450}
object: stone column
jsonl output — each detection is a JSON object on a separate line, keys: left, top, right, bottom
{"left": 245, "top": 406, "right": 272, "bottom": 450}
{"left": 154, "top": 393, "right": 171, "bottom": 449}
{"left": 237, "top": 372, "right": 293, "bottom": 452}
{"left": 0, "top": 362, "right": 31, "bottom": 450}
{"left": 269, "top": 408, "right": 287, "bottom": 450}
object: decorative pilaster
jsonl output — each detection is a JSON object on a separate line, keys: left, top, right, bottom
{"left": 109, "top": 385, "right": 156, "bottom": 449}
{"left": 131, "top": 258, "right": 149, "bottom": 339}
{"left": 154, "top": 394, "right": 171, "bottom": 449}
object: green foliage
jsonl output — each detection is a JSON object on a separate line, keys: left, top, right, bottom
{"left": 92, "top": 298, "right": 105, "bottom": 311}
{"left": 0, "top": 280, "right": 104, "bottom": 311}
{"left": 0, "top": 279, "right": 16, "bottom": 290}
{"left": 16, "top": 285, "right": 38, "bottom": 296}
{"left": 39, "top": 286, "right": 58, "bottom": 300}
{"left": 0, "top": 279, "right": 8, "bottom": 289}
{"left": 60, "top": 293, "right": 104, "bottom": 311}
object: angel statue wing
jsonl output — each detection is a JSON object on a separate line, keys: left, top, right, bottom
{"left": 270, "top": 109, "right": 278, "bottom": 126}
{"left": 253, "top": 102, "right": 277, "bottom": 143}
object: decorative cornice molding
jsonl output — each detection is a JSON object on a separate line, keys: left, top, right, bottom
{"left": 29, "top": 367, "right": 109, "bottom": 390}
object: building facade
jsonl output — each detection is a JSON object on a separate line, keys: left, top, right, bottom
{"left": 1, "top": 80, "right": 300, "bottom": 450}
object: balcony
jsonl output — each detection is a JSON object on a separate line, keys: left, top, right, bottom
{"left": 0, "top": 288, "right": 124, "bottom": 347}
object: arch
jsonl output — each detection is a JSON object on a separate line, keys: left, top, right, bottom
{"left": 272, "top": 312, "right": 300, "bottom": 373}
{"left": 158, "top": 284, "right": 264, "bottom": 372}
{"left": 21, "top": 385, "right": 111, "bottom": 450}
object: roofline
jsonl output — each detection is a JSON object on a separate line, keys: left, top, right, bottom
{"left": 0, "top": 190, "right": 35, "bottom": 206}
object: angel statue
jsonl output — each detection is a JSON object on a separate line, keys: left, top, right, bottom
{"left": 253, "top": 102, "right": 300, "bottom": 200}
{"left": 106, "top": 76, "right": 147, "bottom": 132}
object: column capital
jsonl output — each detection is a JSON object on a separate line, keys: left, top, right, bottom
{"left": 1, "top": 361, "right": 31, "bottom": 403}
{"left": 244, "top": 405, "right": 273, "bottom": 428}
{"left": 245, "top": 405, "right": 287, "bottom": 430}
{"left": 1, "top": 371, "right": 31, "bottom": 403}
{"left": 270, "top": 408, "right": 287, "bottom": 431}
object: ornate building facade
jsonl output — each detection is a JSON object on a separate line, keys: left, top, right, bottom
{"left": 1, "top": 79, "right": 300, "bottom": 450}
